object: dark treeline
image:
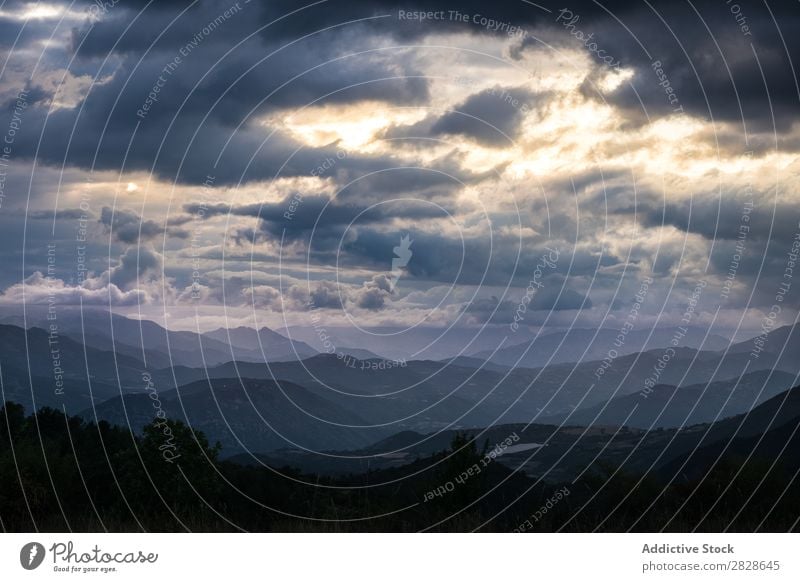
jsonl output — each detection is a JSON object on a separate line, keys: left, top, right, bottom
{"left": 1, "top": 402, "right": 798, "bottom": 532}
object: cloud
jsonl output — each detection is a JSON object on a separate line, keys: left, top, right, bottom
{"left": 529, "top": 287, "right": 592, "bottom": 311}
{"left": 353, "top": 274, "right": 395, "bottom": 310}
{"left": 300, "top": 280, "right": 345, "bottom": 309}
{"left": 0, "top": 244, "right": 170, "bottom": 307}
{"left": 108, "top": 245, "right": 163, "bottom": 289}
{"left": 187, "top": 194, "right": 449, "bottom": 244}
{"left": 559, "top": 1, "right": 800, "bottom": 130}
{"left": 640, "top": 197, "right": 800, "bottom": 244}
{"left": 28, "top": 208, "right": 93, "bottom": 220}
{"left": 0, "top": 271, "right": 147, "bottom": 306}
{"left": 462, "top": 295, "right": 517, "bottom": 324}
{"left": 99, "top": 206, "right": 189, "bottom": 243}
{"left": 1, "top": 0, "right": 798, "bottom": 329}
{"left": 429, "top": 86, "right": 537, "bottom": 146}
{"left": 241, "top": 284, "right": 282, "bottom": 309}
{"left": 463, "top": 286, "right": 593, "bottom": 324}
{"left": 4, "top": 2, "right": 430, "bottom": 185}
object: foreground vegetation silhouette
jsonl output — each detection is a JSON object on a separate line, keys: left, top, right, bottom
{"left": 1, "top": 402, "right": 798, "bottom": 532}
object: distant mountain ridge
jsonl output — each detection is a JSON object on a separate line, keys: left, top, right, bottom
{"left": 0, "top": 308, "right": 318, "bottom": 367}
{"left": 474, "top": 326, "right": 731, "bottom": 368}
{"left": 156, "top": 324, "right": 800, "bottom": 434}
{"left": 1, "top": 307, "right": 797, "bottom": 461}
{"left": 539, "top": 369, "right": 798, "bottom": 429}
{"left": 0, "top": 323, "right": 146, "bottom": 413}
{"left": 245, "top": 384, "right": 800, "bottom": 482}
{"left": 203, "top": 326, "right": 317, "bottom": 361}
{"left": 82, "top": 377, "right": 387, "bottom": 456}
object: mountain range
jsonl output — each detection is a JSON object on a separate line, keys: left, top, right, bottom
{"left": 1, "top": 308, "right": 798, "bottom": 468}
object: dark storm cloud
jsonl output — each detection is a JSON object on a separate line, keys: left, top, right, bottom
{"left": 549, "top": 168, "right": 630, "bottom": 198}
{"left": 635, "top": 193, "right": 800, "bottom": 297}
{"left": 72, "top": 0, "right": 231, "bottom": 58}
{"left": 709, "top": 230, "right": 797, "bottom": 285}
{"left": 185, "top": 194, "right": 447, "bottom": 240}
{"left": 463, "top": 286, "right": 593, "bottom": 324}
{"left": 640, "top": 196, "right": 799, "bottom": 243}
{"left": 8, "top": 0, "right": 800, "bottom": 188}
{"left": 334, "top": 220, "right": 625, "bottom": 289}
{"left": 108, "top": 244, "right": 162, "bottom": 289}
{"left": 0, "top": 2, "right": 78, "bottom": 51}
{"left": 9, "top": 97, "right": 409, "bottom": 186}
{"left": 541, "top": 1, "right": 800, "bottom": 131}
{"left": 337, "top": 226, "right": 482, "bottom": 285}
{"left": 73, "top": 27, "right": 429, "bottom": 124}
{"left": 0, "top": 20, "right": 48, "bottom": 50}
{"left": 384, "top": 86, "right": 543, "bottom": 147}
{"left": 306, "top": 280, "right": 344, "bottom": 309}
{"left": 28, "top": 208, "right": 91, "bottom": 220}
{"left": 4, "top": 1, "right": 429, "bottom": 185}
{"left": 462, "top": 295, "right": 517, "bottom": 324}
{"left": 530, "top": 286, "right": 592, "bottom": 311}
{"left": 99, "top": 206, "right": 189, "bottom": 243}
{"left": 200, "top": 194, "right": 619, "bottom": 288}
{"left": 12, "top": 0, "right": 796, "bottom": 190}
{"left": 180, "top": 157, "right": 490, "bottom": 245}
{"left": 247, "top": 0, "right": 638, "bottom": 43}
{"left": 429, "top": 86, "right": 536, "bottom": 146}
{"left": 67, "top": 0, "right": 431, "bottom": 114}
{"left": 330, "top": 161, "right": 486, "bottom": 203}
{"left": 3, "top": 0, "right": 797, "bottom": 319}
{"left": 70, "top": 0, "right": 621, "bottom": 53}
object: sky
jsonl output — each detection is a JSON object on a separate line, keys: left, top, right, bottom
{"left": 0, "top": 0, "right": 798, "bottom": 337}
